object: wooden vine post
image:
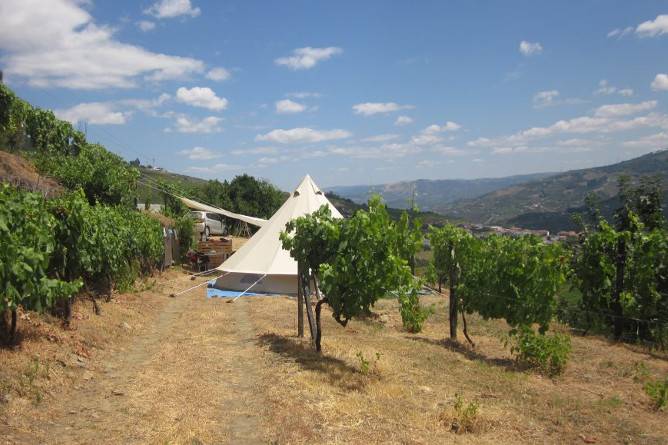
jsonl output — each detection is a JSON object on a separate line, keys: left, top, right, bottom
{"left": 298, "top": 264, "right": 317, "bottom": 345}
{"left": 297, "top": 265, "right": 304, "bottom": 337}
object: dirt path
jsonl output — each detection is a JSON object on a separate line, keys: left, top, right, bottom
{"left": 2, "top": 278, "right": 268, "bottom": 444}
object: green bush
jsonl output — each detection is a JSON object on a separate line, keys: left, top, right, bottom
{"left": 0, "top": 184, "right": 81, "bottom": 339}
{"left": 175, "top": 213, "right": 195, "bottom": 261}
{"left": 442, "top": 393, "right": 481, "bottom": 434}
{"left": 509, "top": 327, "right": 572, "bottom": 376}
{"left": 34, "top": 143, "right": 139, "bottom": 206}
{"left": 399, "top": 287, "right": 432, "bottom": 333}
{"left": 644, "top": 375, "right": 668, "bottom": 411}
{"left": 48, "top": 189, "right": 163, "bottom": 292}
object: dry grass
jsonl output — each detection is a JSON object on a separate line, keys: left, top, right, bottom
{"left": 248, "top": 295, "right": 668, "bottom": 445}
{"left": 2, "top": 275, "right": 667, "bottom": 444}
{"left": 0, "top": 150, "right": 62, "bottom": 197}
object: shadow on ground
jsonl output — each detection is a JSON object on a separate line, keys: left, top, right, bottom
{"left": 407, "top": 336, "right": 517, "bottom": 371}
{"left": 257, "top": 333, "right": 369, "bottom": 390}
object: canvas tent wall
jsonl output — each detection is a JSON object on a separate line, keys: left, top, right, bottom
{"left": 213, "top": 174, "right": 342, "bottom": 294}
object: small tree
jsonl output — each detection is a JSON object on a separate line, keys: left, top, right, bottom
{"left": 281, "top": 206, "right": 340, "bottom": 348}
{"left": 429, "top": 225, "right": 475, "bottom": 341}
{"left": 281, "top": 197, "right": 417, "bottom": 351}
{"left": 395, "top": 210, "right": 423, "bottom": 275}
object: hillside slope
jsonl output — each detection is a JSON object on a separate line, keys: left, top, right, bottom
{"left": 327, "top": 172, "right": 554, "bottom": 211}
{"left": 442, "top": 150, "right": 668, "bottom": 231}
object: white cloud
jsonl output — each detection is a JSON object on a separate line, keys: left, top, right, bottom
{"left": 431, "top": 146, "right": 467, "bottom": 156}
{"left": 137, "top": 20, "right": 155, "bottom": 32}
{"left": 533, "top": 90, "right": 586, "bottom": 108}
{"left": 56, "top": 102, "right": 130, "bottom": 125}
{"left": 178, "top": 146, "right": 220, "bottom": 160}
{"left": 361, "top": 134, "right": 399, "bottom": 142}
{"left": 257, "top": 155, "right": 292, "bottom": 166}
{"left": 594, "top": 79, "right": 634, "bottom": 96}
{"left": 467, "top": 137, "right": 491, "bottom": 147}
{"left": 533, "top": 90, "right": 559, "bottom": 107}
{"left": 230, "top": 146, "right": 278, "bottom": 156}
{"left": 145, "top": 0, "right": 200, "bottom": 19}
{"left": 651, "top": 74, "right": 668, "bottom": 91}
{"left": 519, "top": 40, "right": 543, "bottom": 56}
{"left": 0, "top": 0, "right": 204, "bottom": 89}
{"left": 120, "top": 93, "right": 171, "bottom": 113}
{"left": 594, "top": 101, "right": 657, "bottom": 118}
{"left": 412, "top": 133, "right": 443, "bottom": 146}
{"left": 175, "top": 87, "right": 228, "bottom": 111}
{"left": 607, "top": 26, "right": 633, "bottom": 38}
{"left": 168, "top": 115, "right": 222, "bottom": 133}
{"left": 206, "top": 67, "right": 231, "bottom": 81}
{"left": 256, "top": 128, "right": 351, "bottom": 144}
{"left": 187, "top": 163, "right": 240, "bottom": 174}
{"left": 275, "top": 47, "right": 342, "bottom": 70}
{"left": 636, "top": 14, "right": 668, "bottom": 38}
{"left": 429, "top": 121, "right": 461, "bottom": 132}
{"left": 467, "top": 109, "right": 668, "bottom": 155}
{"left": 352, "top": 102, "right": 414, "bottom": 116}
{"left": 275, "top": 99, "right": 306, "bottom": 114}
{"left": 395, "top": 115, "right": 414, "bottom": 126}
{"left": 361, "top": 134, "right": 399, "bottom": 143}
{"left": 410, "top": 122, "right": 461, "bottom": 146}
{"left": 287, "top": 91, "right": 321, "bottom": 99}
{"left": 416, "top": 160, "right": 442, "bottom": 168}
{"left": 622, "top": 132, "right": 668, "bottom": 148}
{"left": 328, "top": 142, "right": 420, "bottom": 159}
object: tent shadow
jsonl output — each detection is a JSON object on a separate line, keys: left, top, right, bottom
{"left": 257, "top": 333, "right": 368, "bottom": 390}
{"left": 407, "top": 336, "right": 517, "bottom": 372}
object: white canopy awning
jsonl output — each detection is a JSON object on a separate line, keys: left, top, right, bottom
{"left": 179, "top": 196, "right": 267, "bottom": 228}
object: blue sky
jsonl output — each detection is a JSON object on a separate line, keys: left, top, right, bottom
{"left": 1, "top": 0, "right": 668, "bottom": 190}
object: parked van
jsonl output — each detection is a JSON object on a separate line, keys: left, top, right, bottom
{"left": 191, "top": 211, "right": 225, "bottom": 239}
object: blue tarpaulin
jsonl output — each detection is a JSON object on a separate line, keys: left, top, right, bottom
{"left": 206, "top": 280, "right": 283, "bottom": 299}
{"left": 206, "top": 288, "right": 259, "bottom": 299}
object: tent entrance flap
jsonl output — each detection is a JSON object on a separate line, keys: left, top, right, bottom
{"left": 179, "top": 196, "right": 267, "bottom": 228}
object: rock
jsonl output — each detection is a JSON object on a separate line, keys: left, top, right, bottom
{"left": 120, "top": 322, "right": 131, "bottom": 331}
{"left": 71, "top": 354, "right": 87, "bottom": 368}
{"left": 112, "top": 389, "right": 124, "bottom": 396}
{"left": 418, "top": 385, "right": 432, "bottom": 393}
{"left": 82, "top": 370, "right": 94, "bottom": 381}
{"left": 379, "top": 314, "right": 390, "bottom": 324}
{"left": 579, "top": 434, "right": 598, "bottom": 444}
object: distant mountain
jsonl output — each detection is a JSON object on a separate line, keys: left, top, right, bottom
{"left": 325, "top": 192, "right": 451, "bottom": 226}
{"left": 327, "top": 172, "right": 555, "bottom": 212}
{"left": 442, "top": 150, "right": 668, "bottom": 232}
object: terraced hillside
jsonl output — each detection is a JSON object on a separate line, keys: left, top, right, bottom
{"left": 441, "top": 150, "right": 668, "bottom": 231}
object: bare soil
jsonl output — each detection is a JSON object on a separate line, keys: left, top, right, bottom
{"left": 0, "top": 150, "right": 62, "bottom": 197}
{"left": 1, "top": 271, "right": 667, "bottom": 444}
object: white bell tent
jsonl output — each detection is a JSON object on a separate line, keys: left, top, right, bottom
{"left": 213, "top": 174, "right": 342, "bottom": 294}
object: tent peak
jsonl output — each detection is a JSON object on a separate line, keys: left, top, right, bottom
{"left": 293, "top": 174, "right": 323, "bottom": 196}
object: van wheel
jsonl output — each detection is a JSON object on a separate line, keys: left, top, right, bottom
{"left": 205, "top": 226, "right": 210, "bottom": 239}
